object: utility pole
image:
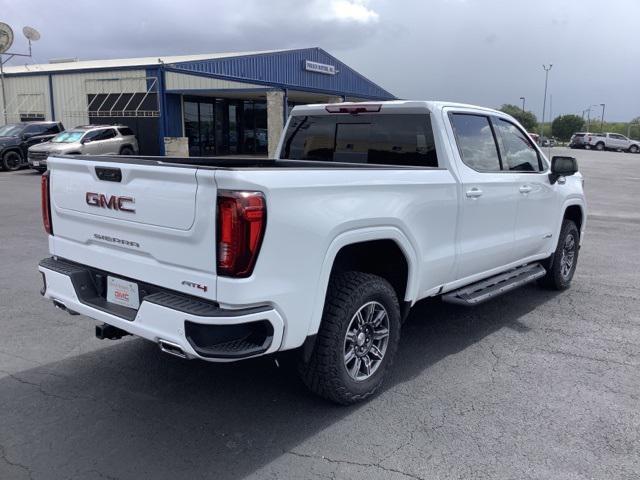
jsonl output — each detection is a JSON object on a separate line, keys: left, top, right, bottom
{"left": 519, "top": 96, "right": 525, "bottom": 112}
{"left": 600, "top": 103, "right": 605, "bottom": 132}
{"left": 588, "top": 104, "right": 600, "bottom": 132}
{"left": 0, "top": 55, "right": 6, "bottom": 124}
{"left": 540, "top": 64, "right": 553, "bottom": 139}
{"left": 0, "top": 25, "right": 41, "bottom": 125}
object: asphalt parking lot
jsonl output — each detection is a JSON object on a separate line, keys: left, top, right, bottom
{"left": 0, "top": 148, "right": 638, "bottom": 480}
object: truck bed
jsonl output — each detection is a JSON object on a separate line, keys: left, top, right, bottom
{"left": 63, "top": 154, "right": 444, "bottom": 170}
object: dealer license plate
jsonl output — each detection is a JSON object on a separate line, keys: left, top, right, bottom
{"left": 107, "top": 276, "right": 140, "bottom": 309}
{"left": 32, "top": 161, "right": 40, "bottom": 167}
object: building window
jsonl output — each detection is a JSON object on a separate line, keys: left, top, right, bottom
{"left": 20, "top": 113, "right": 46, "bottom": 122}
{"left": 183, "top": 97, "right": 268, "bottom": 156}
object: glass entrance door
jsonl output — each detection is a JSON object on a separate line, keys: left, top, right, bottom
{"left": 183, "top": 97, "right": 269, "bottom": 156}
{"left": 184, "top": 99, "right": 216, "bottom": 157}
{"left": 227, "top": 102, "right": 239, "bottom": 154}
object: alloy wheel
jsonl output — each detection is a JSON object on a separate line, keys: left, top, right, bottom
{"left": 343, "top": 301, "right": 390, "bottom": 381}
{"left": 4, "top": 152, "right": 21, "bottom": 171}
{"left": 560, "top": 233, "right": 576, "bottom": 279}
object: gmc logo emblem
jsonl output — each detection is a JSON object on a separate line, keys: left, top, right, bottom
{"left": 86, "top": 192, "right": 135, "bottom": 213}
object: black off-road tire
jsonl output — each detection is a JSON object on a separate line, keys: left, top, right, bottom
{"left": 2, "top": 151, "right": 22, "bottom": 171}
{"left": 298, "top": 271, "right": 401, "bottom": 405}
{"left": 120, "top": 146, "right": 134, "bottom": 155}
{"left": 629, "top": 145, "right": 639, "bottom": 154}
{"left": 538, "top": 219, "right": 580, "bottom": 290}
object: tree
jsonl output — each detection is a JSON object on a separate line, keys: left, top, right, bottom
{"left": 499, "top": 104, "right": 538, "bottom": 131}
{"left": 551, "top": 115, "right": 585, "bottom": 142}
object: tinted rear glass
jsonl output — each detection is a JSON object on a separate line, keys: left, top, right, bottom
{"left": 118, "top": 127, "right": 134, "bottom": 136}
{"left": 280, "top": 114, "right": 438, "bottom": 167}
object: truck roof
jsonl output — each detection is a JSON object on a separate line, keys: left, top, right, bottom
{"left": 290, "top": 100, "right": 502, "bottom": 116}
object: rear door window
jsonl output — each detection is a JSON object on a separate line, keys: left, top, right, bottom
{"left": 101, "top": 128, "right": 117, "bottom": 140}
{"left": 449, "top": 113, "right": 501, "bottom": 172}
{"left": 281, "top": 114, "right": 438, "bottom": 167}
{"left": 24, "top": 124, "right": 51, "bottom": 136}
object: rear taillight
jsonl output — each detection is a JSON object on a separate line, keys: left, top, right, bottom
{"left": 41, "top": 171, "right": 53, "bottom": 235}
{"left": 216, "top": 191, "right": 266, "bottom": 278}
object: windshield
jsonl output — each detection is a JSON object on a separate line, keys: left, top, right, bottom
{"left": 0, "top": 124, "right": 26, "bottom": 137}
{"left": 51, "top": 131, "right": 84, "bottom": 143}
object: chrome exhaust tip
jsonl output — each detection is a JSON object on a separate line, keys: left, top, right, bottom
{"left": 158, "top": 339, "right": 187, "bottom": 359}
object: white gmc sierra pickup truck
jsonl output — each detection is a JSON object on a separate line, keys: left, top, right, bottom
{"left": 38, "top": 101, "right": 586, "bottom": 404}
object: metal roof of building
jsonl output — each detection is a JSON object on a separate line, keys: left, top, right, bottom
{"left": 3, "top": 47, "right": 395, "bottom": 100}
{"left": 2, "top": 48, "right": 289, "bottom": 74}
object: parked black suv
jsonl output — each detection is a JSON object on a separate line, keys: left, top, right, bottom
{"left": 0, "top": 122, "right": 65, "bottom": 171}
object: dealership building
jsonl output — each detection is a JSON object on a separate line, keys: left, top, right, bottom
{"left": 0, "top": 47, "right": 395, "bottom": 156}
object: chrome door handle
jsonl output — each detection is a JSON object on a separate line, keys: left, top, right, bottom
{"left": 519, "top": 185, "right": 533, "bottom": 194}
{"left": 466, "top": 187, "right": 483, "bottom": 198}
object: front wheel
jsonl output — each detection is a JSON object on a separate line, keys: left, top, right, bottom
{"left": 539, "top": 219, "right": 580, "bottom": 290}
{"left": 2, "top": 151, "right": 22, "bottom": 171}
{"left": 629, "top": 145, "right": 639, "bottom": 154}
{"left": 595, "top": 142, "right": 605, "bottom": 151}
{"left": 298, "top": 271, "right": 401, "bottom": 404}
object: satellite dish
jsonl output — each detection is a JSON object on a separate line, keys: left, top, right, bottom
{"left": 0, "top": 22, "right": 14, "bottom": 54}
{"left": 23, "top": 26, "right": 41, "bottom": 42}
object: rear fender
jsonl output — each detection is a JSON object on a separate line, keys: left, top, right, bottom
{"left": 307, "top": 226, "right": 419, "bottom": 337}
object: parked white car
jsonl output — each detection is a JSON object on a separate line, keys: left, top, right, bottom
{"left": 584, "top": 132, "right": 640, "bottom": 153}
{"left": 28, "top": 125, "right": 139, "bottom": 172}
{"left": 38, "top": 101, "right": 586, "bottom": 404}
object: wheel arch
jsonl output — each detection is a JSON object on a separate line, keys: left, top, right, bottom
{"left": 557, "top": 200, "right": 586, "bottom": 247}
{"left": 119, "top": 144, "right": 134, "bottom": 154}
{"left": 2, "top": 146, "right": 23, "bottom": 159}
{"left": 306, "top": 227, "right": 419, "bottom": 339}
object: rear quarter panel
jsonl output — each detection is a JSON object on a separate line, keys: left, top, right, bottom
{"left": 214, "top": 167, "right": 458, "bottom": 350}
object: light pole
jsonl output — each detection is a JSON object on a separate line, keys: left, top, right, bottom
{"left": 520, "top": 96, "right": 525, "bottom": 112}
{"left": 540, "top": 64, "right": 553, "bottom": 138}
{"left": 600, "top": 103, "right": 605, "bottom": 132}
{"left": 587, "top": 104, "right": 600, "bottom": 132}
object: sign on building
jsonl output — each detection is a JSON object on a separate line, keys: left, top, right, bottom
{"left": 304, "top": 60, "right": 336, "bottom": 75}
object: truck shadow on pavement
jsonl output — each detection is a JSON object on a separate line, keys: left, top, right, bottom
{"left": 0, "top": 285, "right": 558, "bottom": 480}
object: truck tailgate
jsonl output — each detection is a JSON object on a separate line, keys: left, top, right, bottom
{"left": 47, "top": 156, "right": 218, "bottom": 299}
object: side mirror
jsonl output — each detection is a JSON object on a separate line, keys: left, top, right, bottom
{"left": 549, "top": 156, "right": 578, "bottom": 184}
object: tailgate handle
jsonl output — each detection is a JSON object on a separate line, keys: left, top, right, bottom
{"left": 95, "top": 167, "right": 122, "bottom": 182}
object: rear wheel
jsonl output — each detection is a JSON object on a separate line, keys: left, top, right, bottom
{"left": 2, "top": 151, "right": 22, "bottom": 171}
{"left": 120, "top": 146, "right": 134, "bottom": 155}
{"left": 539, "top": 219, "right": 580, "bottom": 290}
{"left": 629, "top": 145, "right": 639, "bottom": 154}
{"left": 298, "top": 271, "right": 401, "bottom": 404}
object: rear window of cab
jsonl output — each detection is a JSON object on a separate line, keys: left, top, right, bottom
{"left": 280, "top": 113, "right": 438, "bottom": 168}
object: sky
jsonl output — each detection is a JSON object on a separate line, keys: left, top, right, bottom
{"left": 1, "top": 0, "right": 638, "bottom": 121}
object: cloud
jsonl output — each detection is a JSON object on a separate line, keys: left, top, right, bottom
{"left": 322, "top": 0, "right": 380, "bottom": 23}
{"left": 0, "top": 0, "right": 383, "bottom": 63}
{"left": 0, "top": 0, "right": 638, "bottom": 119}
